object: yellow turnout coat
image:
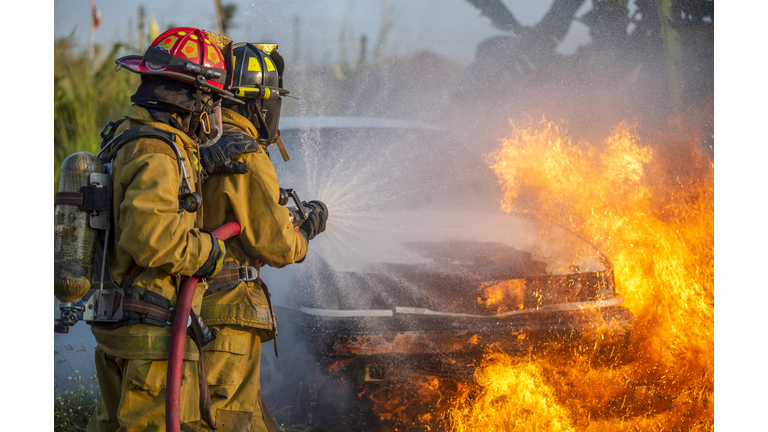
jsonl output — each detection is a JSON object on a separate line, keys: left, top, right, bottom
{"left": 88, "top": 104, "right": 215, "bottom": 432}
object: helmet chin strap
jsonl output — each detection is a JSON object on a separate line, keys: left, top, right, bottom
{"left": 188, "top": 88, "right": 221, "bottom": 146}
{"left": 250, "top": 101, "right": 272, "bottom": 144}
{"left": 245, "top": 100, "right": 289, "bottom": 161}
{"left": 244, "top": 102, "right": 263, "bottom": 139}
{"left": 204, "top": 101, "right": 224, "bottom": 146}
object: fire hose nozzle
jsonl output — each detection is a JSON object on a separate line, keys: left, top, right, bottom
{"left": 279, "top": 188, "right": 309, "bottom": 221}
{"left": 279, "top": 188, "right": 326, "bottom": 230}
{"left": 278, "top": 187, "right": 290, "bottom": 206}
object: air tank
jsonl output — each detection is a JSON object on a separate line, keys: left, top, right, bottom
{"left": 54, "top": 152, "right": 104, "bottom": 303}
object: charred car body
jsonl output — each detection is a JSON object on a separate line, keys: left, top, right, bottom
{"left": 259, "top": 117, "right": 633, "bottom": 426}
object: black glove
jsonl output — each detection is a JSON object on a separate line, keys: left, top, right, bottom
{"left": 194, "top": 234, "right": 226, "bottom": 278}
{"left": 199, "top": 132, "right": 261, "bottom": 177}
{"left": 299, "top": 200, "right": 329, "bottom": 241}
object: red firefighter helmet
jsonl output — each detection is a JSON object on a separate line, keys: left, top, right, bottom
{"left": 116, "top": 27, "right": 235, "bottom": 97}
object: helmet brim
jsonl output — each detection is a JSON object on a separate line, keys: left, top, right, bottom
{"left": 116, "top": 56, "right": 240, "bottom": 102}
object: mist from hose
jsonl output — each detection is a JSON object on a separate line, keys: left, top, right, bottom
{"left": 269, "top": 121, "right": 503, "bottom": 281}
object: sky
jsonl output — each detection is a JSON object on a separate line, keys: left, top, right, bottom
{"left": 54, "top": 0, "right": 593, "bottom": 64}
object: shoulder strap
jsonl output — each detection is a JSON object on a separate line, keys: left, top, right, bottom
{"left": 99, "top": 124, "right": 180, "bottom": 164}
{"left": 122, "top": 125, "right": 177, "bottom": 146}
{"left": 98, "top": 122, "right": 197, "bottom": 215}
{"left": 100, "top": 119, "right": 126, "bottom": 146}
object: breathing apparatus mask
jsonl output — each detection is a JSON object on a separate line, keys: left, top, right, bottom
{"left": 187, "top": 87, "right": 226, "bottom": 147}
{"left": 185, "top": 93, "right": 224, "bottom": 147}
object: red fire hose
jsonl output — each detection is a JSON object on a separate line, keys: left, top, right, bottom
{"left": 166, "top": 221, "right": 241, "bottom": 432}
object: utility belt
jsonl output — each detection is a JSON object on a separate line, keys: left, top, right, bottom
{"left": 203, "top": 259, "right": 260, "bottom": 295}
{"left": 91, "top": 259, "right": 263, "bottom": 334}
{"left": 88, "top": 258, "right": 279, "bottom": 355}
{"left": 92, "top": 263, "right": 217, "bottom": 348}
{"left": 92, "top": 286, "right": 212, "bottom": 336}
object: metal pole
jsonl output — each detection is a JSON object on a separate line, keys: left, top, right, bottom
{"left": 89, "top": 0, "right": 95, "bottom": 62}
{"left": 212, "top": 0, "right": 225, "bottom": 36}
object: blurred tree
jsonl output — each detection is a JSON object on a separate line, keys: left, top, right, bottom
{"left": 211, "top": 0, "right": 236, "bottom": 36}
{"left": 54, "top": 38, "right": 140, "bottom": 193}
{"left": 371, "top": 0, "right": 395, "bottom": 62}
{"left": 465, "top": 0, "right": 713, "bottom": 116}
{"left": 579, "top": 0, "right": 631, "bottom": 50}
{"left": 467, "top": 0, "right": 712, "bottom": 55}
{"left": 466, "top": 0, "right": 582, "bottom": 53}
{"left": 221, "top": 3, "right": 237, "bottom": 34}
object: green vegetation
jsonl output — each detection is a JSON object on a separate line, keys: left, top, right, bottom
{"left": 54, "top": 38, "right": 140, "bottom": 193}
{"left": 54, "top": 373, "right": 100, "bottom": 432}
{"left": 54, "top": 343, "right": 100, "bottom": 432}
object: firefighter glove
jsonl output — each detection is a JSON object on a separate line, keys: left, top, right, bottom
{"left": 199, "top": 132, "right": 261, "bottom": 177}
{"left": 299, "top": 200, "right": 329, "bottom": 241}
{"left": 195, "top": 235, "right": 227, "bottom": 278}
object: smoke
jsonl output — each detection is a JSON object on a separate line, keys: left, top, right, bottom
{"left": 258, "top": 114, "right": 631, "bottom": 429}
{"left": 257, "top": 11, "right": 713, "bottom": 425}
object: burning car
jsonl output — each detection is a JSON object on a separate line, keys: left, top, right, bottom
{"left": 258, "top": 116, "right": 634, "bottom": 428}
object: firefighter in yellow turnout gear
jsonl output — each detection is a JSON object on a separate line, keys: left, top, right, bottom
{"left": 198, "top": 43, "right": 329, "bottom": 432}
{"left": 86, "top": 28, "right": 264, "bottom": 432}
{"left": 87, "top": 102, "right": 213, "bottom": 432}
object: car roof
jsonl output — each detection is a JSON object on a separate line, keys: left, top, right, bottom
{"left": 280, "top": 116, "right": 445, "bottom": 132}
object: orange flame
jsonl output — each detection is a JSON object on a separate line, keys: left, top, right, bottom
{"left": 451, "top": 353, "right": 575, "bottom": 431}
{"left": 477, "top": 279, "right": 526, "bottom": 315}
{"left": 359, "top": 111, "right": 713, "bottom": 431}
{"left": 447, "top": 116, "right": 714, "bottom": 430}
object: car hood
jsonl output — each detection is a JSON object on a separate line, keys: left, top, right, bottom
{"left": 262, "top": 208, "right": 615, "bottom": 316}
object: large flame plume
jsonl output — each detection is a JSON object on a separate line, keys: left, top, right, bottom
{"left": 361, "top": 113, "right": 713, "bottom": 431}
{"left": 447, "top": 116, "right": 714, "bottom": 431}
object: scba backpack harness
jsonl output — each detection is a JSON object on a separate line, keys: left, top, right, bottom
{"left": 54, "top": 119, "right": 222, "bottom": 427}
{"left": 54, "top": 120, "right": 219, "bottom": 427}
{"left": 55, "top": 119, "right": 211, "bottom": 331}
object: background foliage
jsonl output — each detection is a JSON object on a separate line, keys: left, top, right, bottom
{"left": 54, "top": 39, "right": 139, "bottom": 193}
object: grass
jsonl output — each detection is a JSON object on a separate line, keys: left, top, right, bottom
{"left": 54, "top": 373, "right": 100, "bottom": 432}
{"left": 54, "top": 37, "right": 139, "bottom": 193}
{"left": 54, "top": 342, "right": 99, "bottom": 432}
